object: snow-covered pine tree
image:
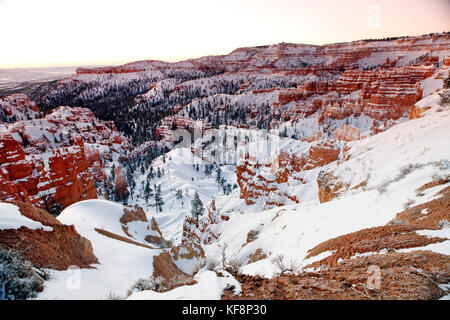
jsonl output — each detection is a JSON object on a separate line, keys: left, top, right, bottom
{"left": 154, "top": 184, "right": 164, "bottom": 212}
{"left": 191, "top": 191, "right": 204, "bottom": 222}
{"left": 144, "top": 183, "right": 153, "bottom": 204}
{"left": 215, "top": 167, "right": 222, "bottom": 185}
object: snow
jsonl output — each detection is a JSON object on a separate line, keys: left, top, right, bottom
{"left": 37, "top": 199, "right": 162, "bottom": 300}
{"left": 200, "top": 94, "right": 450, "bottom": 277}
{"left": 0, "top": 202, "right": 52, "bottom": 231}
{"left": 127, "top": 270, "right": 241, "bottom": 300}
{"left": 393, "top": 228, "right": 450, "bottom": 256}
{"left": 421, "top": 69, "right": 446, "bottom": 97}
{"left": 125, "top": 91, "right": 450, "bottom": 282}
{"left": 4, "top": 40, "right": 447, "bottom": 299}
{"left": 52, "top": 88, "right": 446, "bottom": 298}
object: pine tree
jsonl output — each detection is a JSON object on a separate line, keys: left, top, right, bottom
{"left": 154, "top": 184, "right": 164, "bottom": 212}
{"left": 144, "top": 183, "right": 153, "bottom": 204}
{"left": 215, "top": 167, "right": 222, "bottom": 185}
{"left": 204, "top": 164, "right": 213, "bottom": 177}
{"left": 191, "top": 191, "right": 204, "bottom": 222}
{"left": 175, "top": 189, "right": 183, "bottom": 200}
{"left": 148, "top": 166, "right": 154, "bottom": 179}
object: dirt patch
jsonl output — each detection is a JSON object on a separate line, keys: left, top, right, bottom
{"left": 94, "top": 228, "right": 154, "bottom": 249}
{"left": 224, "top": 187, "right": 450, "bottom": 300}
{"left": 9, "top": 201, "right": 59, "bottom": 227}
{"left": 304, "top": 225, "right": 447, "bottom": 269}
{"left": 122, "top": 225, "right": 134, "bottom": 238}
{"left": 144, "top": 235, "right": 172, "bottom": 248}
{"left": 392, "top": 185, "right": 450, "bottom": 229}
{"left": 317, "top": 171, "right": 348, "bottom": 203}
{"left": 152, "top": 251, "right": 196, "bottom": 292}
{"left": 416, "top": 178, "right": 449, "bottom": 193}
{"left": 248, "top": 248, "right": 268, "bottom": 264}
{"left": 351, "top": 179, "right": 368, "bottom": 190}
{"left": 0, "top": 201, "right": 98, "bottom": 270}
{"left": 171, "top": 240, "right": 205, "bottom": 261}
{"left": 120, "top": 206, "right": 147, "bottom": 224}
{"left": 224, "top": 251, "right": 449, "bottom": 300}
{"left": 242, "top": 229, "right": 259, "bottom": 247}
{"left": 143, "top": 217, "right": 172, "bottom": 248}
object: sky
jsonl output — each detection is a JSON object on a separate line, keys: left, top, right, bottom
{"left": 0, "top": 0, "right": 449, "bottom": 68}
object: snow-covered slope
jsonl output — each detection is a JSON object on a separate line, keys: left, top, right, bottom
{"left": 0, "top": 202, "right": 52, "bottom": 231}
{"left": 37, "top": 199, "right": 162, "bottom": 299}
{"left": 200, "top": 94, "right": 450, "bottom": 277}
{"left": 25, "top": 88, "right": 450, "bottom": 300}
{"left": 1, "top": 33, "right": 449, "bottom": 300}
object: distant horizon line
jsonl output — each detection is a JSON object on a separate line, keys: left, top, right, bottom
{"left": 1, "top": 30, "right": 448, "bottom": 70}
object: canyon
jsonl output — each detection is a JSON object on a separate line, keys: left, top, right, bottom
{"left": 0, "top": 32, "right": 449, "bottom": 300}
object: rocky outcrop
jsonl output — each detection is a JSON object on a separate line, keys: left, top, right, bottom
{"left": 225, "top": 181, "right": 450, "bottom": 300}
{"left": 304, "top": 142, "right": 341, "bottom": 170}
{"left": 152, "top": 251, "right": 196, "bottom": 292}
{"left": 317, "top": 171, "right": 349, "bottom": 204}
{"left": 0, "top": 136, "right": 97, "bottom": 212}
{"left": 236, "top": 141, "right": 341, "bottom": 207}
{"left": 0, "top": 94, "right": 39, "bottom": 123}
{"left": 304, "top": 225, "right": 447, "bottom": 269}
{"left": 0, "top": 105, "right": 132, "bottom": 212}
{"left": 0, "top": 201, "right": 98, "bottom": 270}
{"left": 224, "top": 250, "right": 449, "bottom": 300}
{"left": 170, "top": 240, "right": 205, "bottom": 262}
{"left": 120, "top": 206, "right": 147, "bottom": 224}
{"left": 76, "top": 66, "right": 145, "bottom": 75}
{"left": 333, "top": 124, "right": 360, "bottom": 142}
{"left": 156, "top": 115, "right": 212, "bottom": 144}
{"left": 114, "top": 165, "right": 129, "bottom": 200}
{"left": 391, "top": 184, "right": 450, "bottom": 229}
{"left": 144, "top": 217, "right": 172, "bottom": 248}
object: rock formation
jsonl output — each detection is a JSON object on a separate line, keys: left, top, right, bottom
{"left": 0, "top": 201, "right": 98, "bottom": 270}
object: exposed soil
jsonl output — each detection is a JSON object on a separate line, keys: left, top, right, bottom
{"left": 143, "top": 217, "right": 173, "bottom": 248}
{"left": 152, "top": 251, "right": 196, "bottom": 292}
{"left": 0, "top": 201, "right": 98, "bottom": 270}
{"left": 171, "top": 240, "right": 205, "bottom": 261}
{"left": 248, "top": 248, "right": 268, "bottom": 264}
{"left": 304, "top": 225, "right": 446, "bottom": 269}
{"left": 94, "top": 228, "right": 154, "bottom": 249}
{"left": 120, "top": 206, "right": 147, "bottom": 224}
{"left": 392, "top": 185, "right": 450, "bottom": 229}
{"left": 144, "top": 234, "right": 172, "bottom": 248}
{"left": 223, "top": 251, "right": 449, "bottom": 300}
{"left": 223, "top": 181, "right": 450, "bottom": 300}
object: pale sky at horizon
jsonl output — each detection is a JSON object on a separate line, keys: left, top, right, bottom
{"left": 0, "top": 0, "right": 449, "bottom": 68}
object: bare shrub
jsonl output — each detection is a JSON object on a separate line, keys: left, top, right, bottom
{"left": 403, "top": 199, "right": 415, "bottom": 210}
{"left": 126, "top": 275, "right": 165, "bottom": 297}
{"left": 438, "top": 89, "right": 450, "bottom": 106}
{"left": 271, "top": 254, "right": 300, "bottom": 276}
{"left": 106, "top": 292, "right": 123, "bottom": 300}
{"left": 226, "top": 257, "right": 243, "bottom": 274}
{"left": 165, "top": 274, "right": 194, "bottom": 289}
{"left": 192, "top": 257, "right": 206, "bottom": 274}
{"left": 397, "top": 164, "right": 419, "bottom": 180}
{"left": 376, "top": 161, "right": 446, "bottom": 194}
{"left": 376, "top": 180, "right": 389, "bottom": 194}
{"left": 219, "top": 244, "right": 242, "bottom": 274}
{"left": 35, "top": 268, "right": 52, "bottom": 281}
{"left": 206, "top": 258, "right": 220, "bottom": 271}
{"left": 220, "top": 244, "right": 228, "bottom": 270}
